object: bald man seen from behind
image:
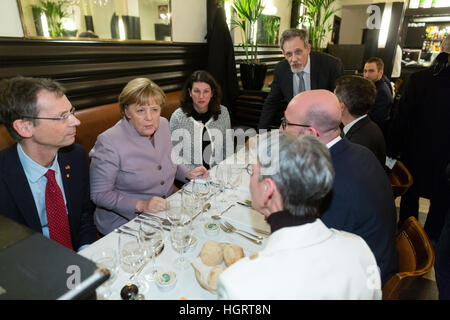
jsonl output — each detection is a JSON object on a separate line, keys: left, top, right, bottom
{"left": 281, "top": 89, "right": 398, "bottom": 286}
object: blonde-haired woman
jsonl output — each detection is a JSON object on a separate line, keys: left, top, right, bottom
{"left": 90, "top": 78, "right": 207, "bottom": 235}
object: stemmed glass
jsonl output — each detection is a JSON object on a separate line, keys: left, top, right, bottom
{"left": 118, "top": 233, "right": 146, "bottom": 291}
{"left": 192, "top": 179, "right": 210, "bottom": 222}
{"left": 91, "top": 248, "right": 118, "bottom": 300}
{"left": 170, "top": 222, "right": 193, "bottom": 270}
{"left": 166, "top": 198, "right": 193, "bottom": 270}
{"left": 213, "top": 164, "right": 231, "bottom": 208}
{"left": 228, "top": 165, "right": 242, "bottom": 201}
{"left": 138, "top": 218, "right": 164, "bottom": 282}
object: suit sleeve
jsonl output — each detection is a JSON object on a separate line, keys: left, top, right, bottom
{"left": 329, "top": 57, "right": 344, "bottom": 91}
{"left": 258, "top": 65, "right": 285, "bottom": 130}
{"left": 76, "top": 146, "right": 97, "bottom": 248}
{"left": 89, "top": 136, "right": 139, "bottom": 220}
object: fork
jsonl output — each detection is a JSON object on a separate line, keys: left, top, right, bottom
{"left": 219, "top": 223, "right": 262, "bottom": 245}
{"left": 223, "top": 221, "right": 264, "bottom": 240}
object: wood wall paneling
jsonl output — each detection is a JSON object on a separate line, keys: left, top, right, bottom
{"left": 0, "top": 38, "right": 208, "bottom": 110}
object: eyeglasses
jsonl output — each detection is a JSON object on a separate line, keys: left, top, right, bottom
{"left": 20, "top": 106, "right": 76, "bottom": 121}
{"left": 280, "top": 117, "right": 310, "bottom": 130}
{"left": 246, "top": 164, "right": 253, "bottom": 175}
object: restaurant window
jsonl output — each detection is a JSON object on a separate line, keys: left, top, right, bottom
{"left": 17, "top": 0, "right": 172, "bottom": 41}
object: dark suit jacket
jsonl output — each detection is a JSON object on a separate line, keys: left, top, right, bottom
{"left": 0, "top": 143, "right": 97, "bottom": 250}
{"left": 258, "top": 51, "right": 344, "bottom": 129}
{"left": 369, "top": 79, "right": 393, "bottom": 135}
{"left": 345, "top": 116, "right": 386, "bottom": 168}
{"left": 320, "top": 138, "right": 398, "bottom": 285}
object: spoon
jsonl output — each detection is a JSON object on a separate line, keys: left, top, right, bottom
{"left": 211, "top": 203, "right": 235, "bottom": 220}
{"left": 191, "top": 202, "right": 211, "bottom": 221}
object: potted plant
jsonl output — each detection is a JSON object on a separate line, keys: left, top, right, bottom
{"left": 296, "top": 0, "right": 339, "bottom": 51}
{"left": 229, "top": 0, "right": 268, "bottom": 90}
{"left": 32, "top": 0, "right": 69, "bottom": 38}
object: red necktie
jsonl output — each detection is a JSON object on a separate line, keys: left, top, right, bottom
{"left": 44, "top": 169, "right": 73, "bottom": 250}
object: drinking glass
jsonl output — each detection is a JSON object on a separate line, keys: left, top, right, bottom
{"left": 228, "top": 165, "right": 242, "bottom": 201}
{"left": 166, "top": 198, "right": 185, "bottom": 225}
{"left": 170, "top": 221, "right": 193, "bottom": 270}
{"left": 118, "top": 233, "right": 145, "bottom": 290}
{"left": 181, "top": 184, "right": 198, "bottom": 216}
{"left": 214, "top": 164, "right": 231, "bottom": 207}
{"left": 192, "top": 179, "right": 210, "bottom": 206}
{"left": 91, "top": 248, "right": 118, "bottom": 300}
{"left": 138, "top": 218, "right": 164, "bottom": 282}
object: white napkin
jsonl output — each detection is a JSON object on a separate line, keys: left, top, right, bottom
{"left": 191, "top": 256, "right": 214, "bottom": 289}
{"left": 221, "top": 204, "right": 271, "bottom": 234}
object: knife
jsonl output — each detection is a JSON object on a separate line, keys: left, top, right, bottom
{"left": 236, "top": 201, "right": 252, "bottom": 208}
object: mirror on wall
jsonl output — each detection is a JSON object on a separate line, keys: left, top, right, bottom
{"left": 256, "top": 14, "right": 280, "bottom": 45}
{"left": 17, "top": 0, "right": 172, "bottom": 41}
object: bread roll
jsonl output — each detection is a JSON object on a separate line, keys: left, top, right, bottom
{"left": 223, "top": 243, "right": 244, "bottom": 266}
{"left": 207, "top": 265, "right": 227, "bottom": 290}
{"left": 200, "top": 240, "right": 223, "bottom": 266}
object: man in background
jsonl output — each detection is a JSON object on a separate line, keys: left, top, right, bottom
{"left": 258, "top": 28, "right": 343, "bottom": 130}
{"left": 363, "top": 57, "right": 393, "bottom": 136}
{"left": 335, "top": 75, "right": 386, "bottom": 168}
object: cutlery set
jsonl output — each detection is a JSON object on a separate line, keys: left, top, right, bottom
{"left": 114, "top": 200, "right": 269, "bottom": 244}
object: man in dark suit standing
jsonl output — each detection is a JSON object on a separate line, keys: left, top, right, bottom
{"left": 335, "top": 75, "right": 386, "bottom": 168}
{"left": 363, "top": 57, "right": 393, "bottom": 136}
{"left": 258, "top": 28, "right": 344, "bottom": 130}
{"left": 281, "top": 89, "right": 397, "bottom": 286}
{"left": 0, "top": 76, "right": 97, "bottom": 251}
{"left": 390, "top": 38, "right": 450, "bottom": 245}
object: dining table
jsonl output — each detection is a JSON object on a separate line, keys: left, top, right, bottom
{"left": 78, "top": 145, "right": 271, "bottom": 300}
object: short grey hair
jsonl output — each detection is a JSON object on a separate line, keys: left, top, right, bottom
{"left": 280, "top": 28, "right": 309, "bottom": 51}
{"left": 257, "top": 132, "right": 334, "bottom": 222}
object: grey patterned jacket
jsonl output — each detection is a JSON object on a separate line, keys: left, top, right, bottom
{"left": 169, "top": 105, "right": 231, "bottom": 169}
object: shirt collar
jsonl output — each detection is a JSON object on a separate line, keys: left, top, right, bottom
{"left": 343, "top": 114, "right": 367, "bottom": 135}
{"left": 326, "top": 135, "right": 342, "bottom": 149}
{"left": 17, "top": 143, "right": 60, "bottom": 183}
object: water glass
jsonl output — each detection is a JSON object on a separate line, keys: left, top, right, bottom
{"left": 138, "top": 218, "right": 164, "bottom": 282}
{"left": 170, "top": 222, "right": 193, "bottom": 270}
{"left": 91, "top": 248, "right": 118, "bottom": 299}
{"left": 192, "top": 178, "right": 210, "bottom": 205}
{"left": 118, "top": 234, "right": 145, "bottom": 290}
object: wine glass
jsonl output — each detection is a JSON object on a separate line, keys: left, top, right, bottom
{"left": 192, "top": 179, "right": 210, "bottom": 205}
{"left": 228, "top": 165, "right": 242, "bottom": 201}
{"left": 214, "top": 164, "right": 231, "bottom": 207}
{"left": 118, "top": 233, "right": 146, "bottom": 291}
{"left": 170, "top": 221, "right": 193, "bottom": 270}
{"left": 166, "top": 198, "right": 185, "bottom": 225}
{"left": 91, "top": 248, "right": 118, "bottom": 300}
{"left": 191, "top": 179, "right": 211, "bottom": 223}
{"left": 181, "top": 184, "right": 199, "bottom": 216}
{"left": 138, "top": 218, "right": 164, "bottom": 282}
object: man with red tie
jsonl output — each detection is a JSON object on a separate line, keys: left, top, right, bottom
{"left": 0, "top": 76, "right": 97, "bottom": 251}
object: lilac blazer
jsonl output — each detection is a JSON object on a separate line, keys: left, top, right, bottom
{"left": 89, "top": 116, "right": 189, "bottom": 235}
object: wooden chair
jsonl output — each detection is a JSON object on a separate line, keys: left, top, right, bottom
{"left": 389, "top": 160, "right": 413, "bottom": 198}
{"left": 382, "top": 216, "right": 435, "bottom": 300}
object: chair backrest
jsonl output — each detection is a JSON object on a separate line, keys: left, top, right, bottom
{"left": 382, "top": 216, "right": 435, "bottom": 300}
{"left": 389, "top": 160, "right": 413, "bottom": 198}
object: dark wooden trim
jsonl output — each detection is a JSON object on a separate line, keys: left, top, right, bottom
{"left": 0, "top": 38, "right": 208, "bottom": 109}
{"left": 234, "top": 45, "right": 284, "bottom": 76}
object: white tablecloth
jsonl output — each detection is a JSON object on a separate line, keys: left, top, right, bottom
{"left": 78, "top": 146, "right": 270, "bottom": 300}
